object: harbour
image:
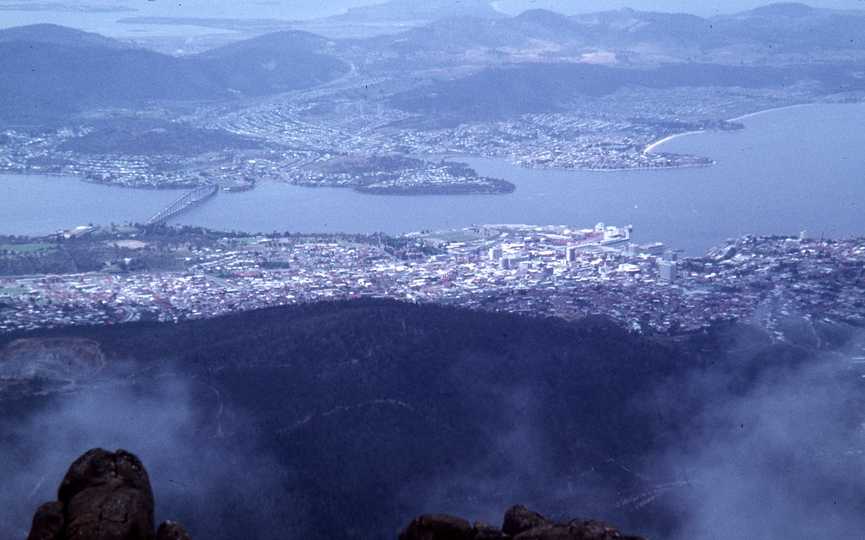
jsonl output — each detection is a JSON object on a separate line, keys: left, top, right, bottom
{"left": 2, "top": 102, "right": 865, "bottom": 256}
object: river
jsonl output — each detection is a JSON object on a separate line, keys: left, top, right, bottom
{"left": 1, "top": 102, "right": 863, "bottom": 256}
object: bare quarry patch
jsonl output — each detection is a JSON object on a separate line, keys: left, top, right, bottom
{"left": 0, "top": 338, "right": 106, "bottom": 382}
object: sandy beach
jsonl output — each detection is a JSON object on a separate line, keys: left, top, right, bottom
{"left": 643, "top": 103, "right": 816, "bottom": 154}
{"left": 642, "top": 130, "right": 706, "bottom": 153}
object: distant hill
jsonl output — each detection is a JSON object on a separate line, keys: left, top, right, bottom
{"left": 0, "top": 25, "right": 349, "bottom": 126}
{"left": 194, "top": 30, "right": 349, "bottom": 98}
{"left": 331, "top": 0, "right": 506, "bottom": 23}
{"left": 3, "top": 4, "right": 865, "bottom": 127}
{"left": 57, "top": 119, "right": 262, "bottom": 156}
{"left": 348, "top": 4, "right": 865, "bottom": 69}
{"left": 387, "top": 60, "right": 865, "bottom": 125}
{"left": 0, "top": 23, "right": 132, "bottom": 49}
{"left": 711, "top": 3, "right": 865, "bottom": 56}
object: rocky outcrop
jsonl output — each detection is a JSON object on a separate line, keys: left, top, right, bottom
{"left": 26, "top": 502, "right": 65, "bottom": 540}
{"left": 26, "top": 448, "right": 193, "bottom": 540}
{"left": 472, "top": 521, "right": 510, "bottom": 540}
{"left": 399, "top": 505, "right": 647, "bottom": 540}
{"left": 502, "top": 505, "right": 553, "bottom": 537}
{"left": 398, "top": 514, "right": 473, "bottom": 540}
{"left": 155, "top": 522, "right": 194, "bottom": 540}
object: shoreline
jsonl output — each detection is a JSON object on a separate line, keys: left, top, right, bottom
{"left": 441, "top": 155, "right": 714, "bottom": 173}
{"left": 643, "top": 102, "right": 824, "bottom": 154}
{"left": 727, "top": 102, "right": 813, "bottom": 122}
{"left": 520, "top": 161, "right": 714, "bottom": 173}
{"left": 642, "top": 131, "right": 707, "bottom": 154}
{"left": 0, "top": 170, "right": 194, "bottom": 191}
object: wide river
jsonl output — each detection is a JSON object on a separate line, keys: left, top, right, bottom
{"left": 1, "top": 102, "right": 863, "bottom": 256}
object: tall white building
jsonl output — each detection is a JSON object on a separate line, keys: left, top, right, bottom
{"left": 659, "top": 261, "right": 677, "bottom": 282}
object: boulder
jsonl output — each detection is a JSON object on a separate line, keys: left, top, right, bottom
{"left": 473, "top": 520, "right": 511, "bottom": 539}
{"left": 399, "top": 506, "right": 647, "bottom": 540}
{"left": 513, "top": 519, "right": 639, "bottom": 540}
{"left": 565, "top": 519, "right": 646, "bottom": 540}
{"left": 26, "top": 448, "right": 194, "bottom": 540}
{"left": 501, "top": 505, "right": 553, "bottom": 537}
{"left": 59, "top": 448, "right": 155, "bottom": 540}
{"left": 58, "top": 448, "right": 153, "bottom": 506}
{"left": 26, "top": 501, "right": 65, "bottom": 540}
{"left": 398, "top": 513, "right": 473, "bottom": 540}
{"left": 156, "top": 522, "right": 194, "bottom": 540}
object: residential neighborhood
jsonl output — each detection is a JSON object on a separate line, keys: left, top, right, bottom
{"left": 1, "top": 223, "right": 862, "bottom": 341}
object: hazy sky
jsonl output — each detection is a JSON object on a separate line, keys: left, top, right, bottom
{"left": 1, "top": 0, "right": 864, "bottom": 36}
{"left": 496, "top": 0, "right": 865, "bottom": 16}
{"left": 2, "top": 0, "right": 865, "bottom": 20}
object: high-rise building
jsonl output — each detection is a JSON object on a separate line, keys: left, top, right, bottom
{"left": 659, "top": 261, "right": 677, "bottom": 282}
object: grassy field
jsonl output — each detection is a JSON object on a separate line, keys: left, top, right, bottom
{"left": 422, "top": 229, "right": 481, "bottom": 243}
{"left": 93, "top": 225, "right": 140, "bottom": 236}
{"left": 1, "top": 243, "right": 55, "bottom": 253}
{"left": 0, "top": 287, "right": 30, "bottom": 294}
{"left": 218, "top": 236, "right": 265, "bottom": 246}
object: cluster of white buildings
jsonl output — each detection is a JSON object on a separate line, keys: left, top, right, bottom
{"left": 1, "top": 225, "right": 862, "bottom": 341}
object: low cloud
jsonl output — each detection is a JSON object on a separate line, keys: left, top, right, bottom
{"left": 652, "top": 345, "right": 865, "bottom": 540}
{"left": 0, "top": 368, "right": 294, "bottom": 540}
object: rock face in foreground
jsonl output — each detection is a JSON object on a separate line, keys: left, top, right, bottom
{"left": 26, "top": 448, "right": 193, "bottom": 540}
{"left": 399, "top": 505, "right": 648, "bottom": 540}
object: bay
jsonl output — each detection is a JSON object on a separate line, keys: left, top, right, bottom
{"left": 171, "top": 102, "right": 865, "bottom": 255}
{"left": 1, "top": 102, "right": 863, "bottom": 256}
{"left": 0, "top": 175, "right": 182, "bottom": 236}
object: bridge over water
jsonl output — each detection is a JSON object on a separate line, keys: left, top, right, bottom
{"left": 144, "top": 184, "right": 218, "bottom": 226}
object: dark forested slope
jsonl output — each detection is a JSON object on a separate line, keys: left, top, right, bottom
{"left": 2, "top": 299, "right": 858, "bottom": 540}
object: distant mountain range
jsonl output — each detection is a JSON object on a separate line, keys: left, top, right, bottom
{"left": 0, "top": 25, "right": 349, "bottom": 125}
{"left": 331, "top": 0, "right": 506, "bottom": 23}
{"left": 1, "top": 4, "right": 864, "bottom": 126}
{"left": 348, "top": 3, "right": 865, "bottom": 68}
{"left": 387, "top": 61, "right": 865, "bottom": 125}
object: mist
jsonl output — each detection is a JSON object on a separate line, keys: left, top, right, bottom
{"left": 397, "top": 330, "right": 865, "bottom": 539}
{"left": 0, "top": 366, "right": 295, "bottom": 540}
{"left": 642, "top": 334, "right": 865, "bottom": 539}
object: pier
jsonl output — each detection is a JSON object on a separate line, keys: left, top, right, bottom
{"left": 144, "top": 184, "right": 218, "bottom": 226}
